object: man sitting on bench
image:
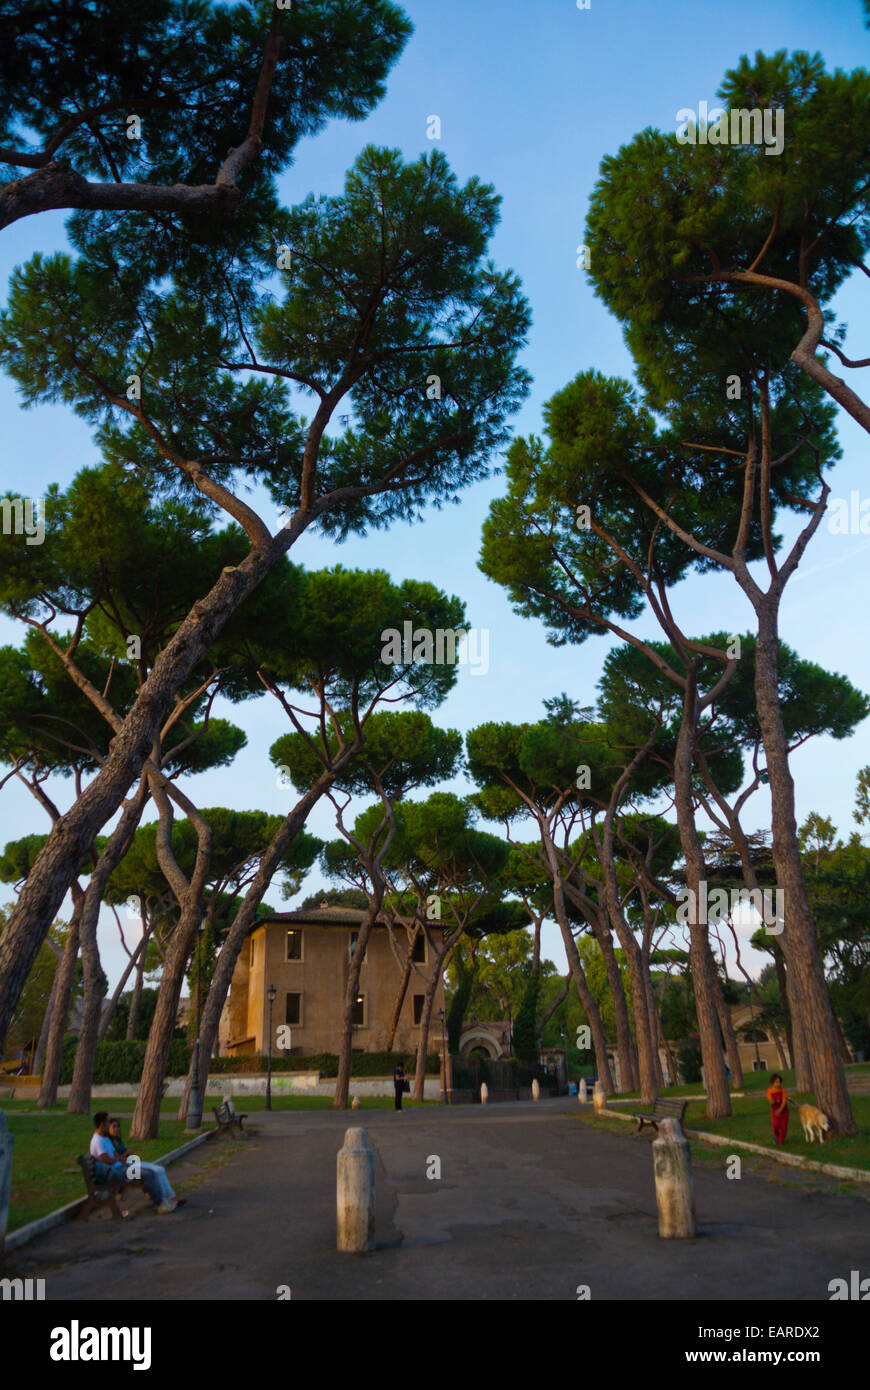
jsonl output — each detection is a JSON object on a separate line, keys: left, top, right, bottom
{"left": 89, "top": 1113, "right": 177, "bottom": 1214}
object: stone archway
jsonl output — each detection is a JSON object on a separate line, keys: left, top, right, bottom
{"left": 458, "top": 1026, "right": 504, "bottom": 1060}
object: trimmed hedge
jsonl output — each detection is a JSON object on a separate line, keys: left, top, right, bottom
{"left": 59, "top": 1038, "right": 440, "bottom": 1085}
{"left": 60, "top": 1037, "right": 192, "bottom": 1086}
{"left": 208, "top": 1050, "right": 440, "bottom": 1077}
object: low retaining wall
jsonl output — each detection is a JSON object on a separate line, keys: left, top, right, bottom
{"left": 50, "top": 1074, "right": 442, "bottom": 1101}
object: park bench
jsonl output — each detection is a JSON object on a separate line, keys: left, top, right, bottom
{"left": 212, "top": 1096, "right": 247, "bottom": 1139}
{"left": 76, "top": 1153, "right": 145, "bottom": 1221}
{"left": 632, "top": 1096, "right": 689, "bottom": 1134}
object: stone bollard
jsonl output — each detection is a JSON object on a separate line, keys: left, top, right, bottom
{"left": 0, "top": 1110, "right": 13, "bottom": 1266}
{"left": 480, "top": 1082, "right": 488, "bottom": 1105}
{"left": 531, "top": 1078, "right": 540, "bottom": 1102}
{"left": 652, "top": 1117, "right": 696, "bottom": 1239}
{"left": 351, "top": 1096, "right": 360, "bottom": 1110}
{"left": 592, "top": 1081, "right": 606, "bottom": 1115}
{"left": 578, "top": 1079, "right": 588, "bottom": 1104}
{"left": 337, "top": 1127, "right": 375, "bottom": 1253}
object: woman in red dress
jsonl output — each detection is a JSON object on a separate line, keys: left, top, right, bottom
{"left": 766, "top": 1073, "right": 789, "bottom": 1144}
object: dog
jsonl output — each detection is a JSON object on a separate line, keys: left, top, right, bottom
{"left": 798, "top": 1102, "right": 830, "bottom": 1143}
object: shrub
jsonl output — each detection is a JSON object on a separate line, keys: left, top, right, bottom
{"left": 60, "top": 1037, "right": 192, "bottom": 1085}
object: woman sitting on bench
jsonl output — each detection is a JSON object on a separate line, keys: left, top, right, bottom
{"left": 107, "top": 1116, "right": 185, "bottom": 1214}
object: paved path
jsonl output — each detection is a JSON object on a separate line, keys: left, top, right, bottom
{"left": 8, "top": 1101, "right": 870, "bottom": 1300}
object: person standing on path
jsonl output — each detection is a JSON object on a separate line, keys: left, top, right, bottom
{"left": 393, "top": 1061, "right": 405, "bottom": 1111}
{"left": 766, "top": 1074, "right": 790, "bottom": 1145}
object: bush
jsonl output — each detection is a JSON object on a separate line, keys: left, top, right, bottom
{"left": 60, "top": 1037, "right": 192, "bottom": 1085}
{"left": 676, "top": 1034, "right": 703, "bottom": 1085}
{"left": 207, "top": 1050, "right": 440, "bottom": 1077}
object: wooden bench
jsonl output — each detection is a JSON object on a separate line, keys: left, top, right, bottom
{"left": 633, "top": 1097, "right": 689, "bottom": 1133}
{"left": 76, "top": 1154, "right": 145, "bottom": 1221}
{"left": 212, "top": 1096, "right": 247, "bottom": 1138}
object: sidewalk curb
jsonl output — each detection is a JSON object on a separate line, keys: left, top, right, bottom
{"left": 598, "top": 1107, "right": 870, "bottom": 1187}
{"left": 4, "top": 1131, "right": 211, "bottom": 1253}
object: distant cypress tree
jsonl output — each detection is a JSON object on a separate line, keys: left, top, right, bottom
{"left": 513, "top": 969, "right": 541, "bottom": 1063}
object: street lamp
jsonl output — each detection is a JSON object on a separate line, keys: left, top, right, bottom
{"left": 266, "top": 983, "right": 277, "bottom": 1111}
{"left": 186, "top": 920, "right": 205, "bottom": 1131}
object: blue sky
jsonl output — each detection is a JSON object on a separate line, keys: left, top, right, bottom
{"left": 0, "top": 0, "right": 868, "bottom": 987}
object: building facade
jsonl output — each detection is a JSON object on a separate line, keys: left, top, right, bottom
{"left": 218, "top": 905, "right": 445, "bottom": 1057}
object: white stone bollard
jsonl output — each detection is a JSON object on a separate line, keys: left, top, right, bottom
{"left": 652, "top": 1117, "right": 696, "bottom": 1239}
{"left": 0, "top": 1110, "right": 13, "bottom": 1263}
{"left": 531, "top": 1078, "right": 540, "bottom": 1102}
{"left": 578, "top": 1079, "right": 588, "bottom": 1104}
{"left": 480, "top": 1082, "right": 488, "bottom": 1105}
{"left": 337, "top": 1127, "right": 375, "bottom": 1253}
{"left": 592, "top": 1081, "right": 606, "bottom": 1115}
{"left": 351, "top": 1096, "right": 360, "bottom": 1110}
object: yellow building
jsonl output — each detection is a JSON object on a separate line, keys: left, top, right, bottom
{"left": 218, "top": 905, "right": 445, "bottom": 1057}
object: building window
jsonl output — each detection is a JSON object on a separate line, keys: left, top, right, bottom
{"left": 349, "top": 931, "right": 359, "bottom": 957}
{"left": 412, "top": 932, "right": 426, "bottom": 963}
{"left": 413, "top": 994, "right": 424, "bottom": 1024}
{"left": 286, "top": 930, "right": 302, "bottom": 961}
{"left": 352, "top": 995, "right": 365, "bottom": 1027}
{"left": 285, "top": 993, "right": 301, "bottom": 1026}
{"left": 752, "top": 1058, "right": 768, "bottom": 1072}
{"left": 249, "top": 937, "right": 255, "bottom": 968}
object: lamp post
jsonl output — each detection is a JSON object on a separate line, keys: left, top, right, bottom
{"left": 266, "top": 983, "right": 277, "bottom": 1111}
{"left": 186, "top": 921, "right": 205, "bottom": 1131}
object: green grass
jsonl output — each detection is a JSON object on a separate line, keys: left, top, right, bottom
{"left": 683, "top": 1093, "right": 870, "bottom": 1171}
{"left": 2, "top": 1112, "right": 219, "bottom": 1234}
{"left": 609, "top": 1063, "right": 870, "bottom": 1104}
{"left": 1, "top": 1091, "right": 432, "bottom": 1232}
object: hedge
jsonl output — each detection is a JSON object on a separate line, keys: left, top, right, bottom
{"left": 208, "top": 1050, "right": 441, "bottom": 1077}
{"left": 60, "top": 1037, "right": 192, "bottom": 1086}
{"left": 59, "top": 1038, "right": 439, "bottom": 1085}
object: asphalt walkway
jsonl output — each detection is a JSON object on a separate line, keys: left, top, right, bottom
{"left": 7, "top": 1100, "right": 870, "bottom": 1300}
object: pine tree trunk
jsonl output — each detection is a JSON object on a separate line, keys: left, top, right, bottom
{"left": 712, "top": 973, "right": 744, "bottom": 1089}
{"left": 126, "top": 932, "right": 148, "bottom": 1041}
{"left": 598, "top": 923, "right": 639, "bottom": 1091}
{"left": 38, "top": 901, "right": 82, "bottom": 1108}
{"left": 752, "top": 600, "right": 856, "bottom": 1133}
{"left": 673, "top": 672, "right": 732, "bottom": 1119}
{"left": 98, "top": 929, "right": 148, "bottom": 1044}
{"left": 335, "top": 903, "right": 380, "bottom": 1110}
{"left": 383, "top": 923, "right": 419, "bottom": 1051}
{"left": 33, "top": 963, "right": 60, "bottom": 1078}
{"left": 67, "top": 786, "right": 148, "bottom": 1113}
{"left": 0, "top": 528, "right": 312, "bottom": 1053}
{"left": 178, "top": 771, "right": 343, "bottom": 1120}
{"left": 543, "top": 835, "right": 615, "bottom": 1094}
{"left": 413, "top": 957, "right": 442, "bottom": 1103}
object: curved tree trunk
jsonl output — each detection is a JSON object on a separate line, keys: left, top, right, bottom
{"left": 97, "top": 928, "right": 149, "bottom": 1044}
{"left": 383, "top": 925, "right": 418, "bottom": 1052}
{"left": 36, "top": 896, "right": 83, "bottom": 1106}
{"left": 753, "top": 600, "right": 856, "bottom": 1132}
{"left": 673, "top": 672, "right": 731, "bottom": 1119}
{"left": 33, "top": 956, "right": 60, "bottom": 1078}
{"left": 177, "top": 768, "right": 345, "bottom": 1121}
{"left": 0, "top": 521, "right": 313, "bottom": 1053}
{"left": 67, "top": 783, "right": 149, "bottom": 1113}
{"left": 712, "top": 973, "right": 744, "bottom": 1089}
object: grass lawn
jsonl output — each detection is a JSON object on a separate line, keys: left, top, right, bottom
{"left": 607, "top": 1062, "right": 870, "bottom": 1104}
{"left": 682, "top": 1093, "right": 870, "bottom": 1171}
{"left": 2, "top": 1113, "right": 219, "bottom": 1234}
{"left": 1, "top": 1091, "right": 431, "bottom": 1233}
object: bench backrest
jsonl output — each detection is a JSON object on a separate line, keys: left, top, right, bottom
{"left": 653, "top": 1098, "right": 688, "bottom": 1117}
{"left": 215, "top": 1100, "right": 232, "bottom": 1122}
{"left": 77, "top": 1153, "right": 98, "bottom": 1194}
